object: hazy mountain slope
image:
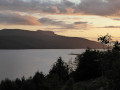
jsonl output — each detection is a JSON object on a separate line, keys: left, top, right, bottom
{"left": 0, "top": 29, "right": 105, "bottom": 49}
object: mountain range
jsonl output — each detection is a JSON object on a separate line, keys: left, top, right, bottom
{"left": 0, "top": 29, "right": 104, "bottom": 49}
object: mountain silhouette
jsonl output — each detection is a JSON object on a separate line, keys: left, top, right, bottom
{"left": 0, "top": 29, "right": 105, "bottom": 49}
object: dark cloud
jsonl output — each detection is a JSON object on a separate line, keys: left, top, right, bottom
{"left": 39, "top": 18, "right": 64, "bottom": 26}
{"left": 75, "top": 0, "right": 115, "bottom": 15}
{"left": 39, "top": 17, "right": 74, "bottom": 29}
{"left": 39, "top": 17, "right": 89, "bottom": 29}
{"left": 74, "top": 22, "right": 88, "bottom": 25}
{"left": 0, "top": 0, "right": 120, "bottom": 17}
{"left": 99, "top": 26, "right": 120, "bottom": 28}
{"left": 63, "top": 0, "right": 75, "bottom": 7}
{"left": 0, "top": 12, "right": 40, "bottom": 25}
{"left": 0, "top": 0, "right": 119, "bottom": 16}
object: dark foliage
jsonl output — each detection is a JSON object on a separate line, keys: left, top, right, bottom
{"left": 1, "top": 39, "right": 120, "bottom": 90}
{"left": 48, "top": 57, "right": 69, "bottom": 81}
{"left": 72, "top": 49, "right": 102, "bottom": 81}
{"left": 46, "top": 57, "right": 69, "bottom": 90}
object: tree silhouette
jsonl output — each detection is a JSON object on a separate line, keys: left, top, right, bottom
{"left": 49, "top": 57, "right": 69, "bottom": 81}
{"left": 98, "top": 33, "right": 112, "bottom": 49}
{"left": 0, "top": 79, "right": 17, "bottom": 90}
{"left": 72, "top": 49, "right": 102, "bottom": 81}
{"left": 32, "top": 71, "right": 47, "bottom": 90}
{"left": 113, "top": 41, "right": 120, "bottom": 51}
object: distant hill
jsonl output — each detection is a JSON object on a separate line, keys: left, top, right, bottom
{"left": 0, "top": 29, "right": 105, "bottom": 49}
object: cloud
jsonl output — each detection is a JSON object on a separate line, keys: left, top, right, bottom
{"left": 112, "top": 18, "right": 120, "bottom": 21}
{"left": 75, "top": 0, "right": 115, "bottom": 15}
{"left": 0, "top": 12, "right": 40, "bottom": 25}
{"left": 39, "top": 17, "right": 89, "bottom": 29}
{"left": 74, "top": 22, "right": 88, "bottom": 25}
{"left": 63, "top": 0, "right": 75, "bottom": 7}
{"left": 0, "top": 0, "right": 120, "bottom": 17}
{"left": 39, "top": 18, "right": 64, "bottom": 25}
{"left": 0, "top": 0, "right": 119, "bottom": 16}
{"left": 39, "top": 17, "right": 74, "bottom": 29}
{"left": 99, "top": 26, "right": 120, "bottom": 28}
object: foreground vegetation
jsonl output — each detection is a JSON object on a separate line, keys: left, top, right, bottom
{"left": 1, "top": 34, "right": 120, "bottom": 90}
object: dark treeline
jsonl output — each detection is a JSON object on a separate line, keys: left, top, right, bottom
{"left": 1, "top": 34, "right": 120, "bottom": 90}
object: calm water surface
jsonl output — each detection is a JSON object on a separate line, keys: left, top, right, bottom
{"left": 0, "top": 49, "right": 85, "bottom": 80}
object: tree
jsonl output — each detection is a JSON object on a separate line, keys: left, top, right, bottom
{"left": 62, "top": 78, "right": 74, "bottom": 90}
{"left": 33, "top": 72, "right": 45, "bottom": 84}
{"left": 72, "top": 49, "right": 102, "bottom": 81}
{"left": 32, "top": 71, "right": 47, "bottom": 90}
{"left": 113, "top": 41, "right": 120, "bottom": 51}
{"left": 98, "top": 33, "right": 112, "bottom": 49}
{"left": 0, "top": 79, "right": 17, "bottom": 90}
{"left": 15, "top": 78, "right": 22, "bottom": 89}
{"left": 20, "top": 81, "right": 35, "bottom": 90}
{"left": 46, "top": 57, "right": 69, "bottom": 90}
{"left": 49, "top": 57, "right": 69, "bottom": 81}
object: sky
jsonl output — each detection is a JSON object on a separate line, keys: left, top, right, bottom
{"left": 0, "top": 0, "right": 120, "bottom": 41}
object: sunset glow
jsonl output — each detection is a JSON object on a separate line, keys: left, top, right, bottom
{"left": 1, "top": 0, "right": 120, "bottom": 41}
